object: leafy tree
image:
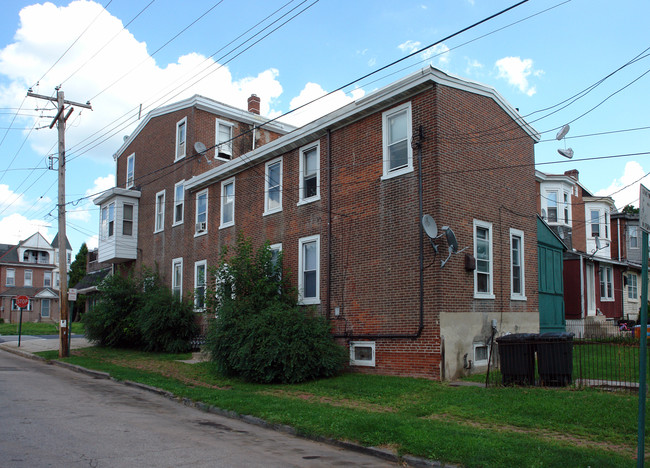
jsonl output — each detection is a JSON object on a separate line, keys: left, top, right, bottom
{"left": 204, "top": 233, "right": 347, "bottom": 384}
{"left": 622, "top": 204, "right": 639, "bottom": 215}
{"left": 69, "top": 243, "right": 88, "bottom": 289}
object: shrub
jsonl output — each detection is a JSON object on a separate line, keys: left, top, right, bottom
{"left": 204, "top": 233, "right": 347, "bottom": 383}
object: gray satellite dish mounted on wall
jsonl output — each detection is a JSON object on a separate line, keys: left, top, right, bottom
{"left": 440, "top": 226, "right": 468, "bottom": 268}
{"left": 422, "top": 215, "right": 439, "bottom": 253}
{"left": 421, "top": 215, "right": 467, "bottom": 267}
{"left": 194, "top": 141, "right": 210, "bottom": 164}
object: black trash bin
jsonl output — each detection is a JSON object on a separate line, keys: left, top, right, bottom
{"left": 535, "top": 332, "right": 574, "bottom": 386}
{"left": 496, "top": 333, "right": 536, "bottom": 385}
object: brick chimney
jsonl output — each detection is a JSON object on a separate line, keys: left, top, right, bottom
{"left": 247, "top": 94, "right": 260, "bottom": 115}
{"left": 564, "top": 169, "right": 579, "bottom": 181}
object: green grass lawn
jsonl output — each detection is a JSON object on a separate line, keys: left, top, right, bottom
{"left": 39, "top": 346, "right": 648, "bottom": 468}
{"left": 0, "top": 322, "right": 84, "bottom": 335}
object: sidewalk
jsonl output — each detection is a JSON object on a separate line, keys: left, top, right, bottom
{"left": 0, "top": 335, "right": 93, "bottom": 355}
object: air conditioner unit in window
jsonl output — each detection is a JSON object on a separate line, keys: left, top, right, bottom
{"left": 196, "top": 221, "right": 207, "bottom": 232}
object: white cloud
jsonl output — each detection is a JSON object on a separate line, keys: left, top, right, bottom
{"left": 88, "top": 174, "right": 116, "bottom": 201}
{"left": 85, "top": 234, "right": 98, "bottom": 250}
{"left": 281, "top": 82, "right": 365, "bottom": 127}
{"left": 420, "top": 43, "right": 450, "bottom": 67}
{"left": 368, "top": 57, "right": 376, "bottom": 67}
{"left": 68, "top": 173, "right": 116, "bottom": 223}
{"left": 0, "top": 213, "right": 54, "bottom": 245}
{"left": 465, "top": 58, "right": 484, "bottom": 76}
{"left": 495, "top": 57, "right": 542, "bottom": 97}
{"left": 595, "top": 161, "right": 650, "bottom": 210}
{"left": 398, "top": 40, "right": 421, "bottom": 54}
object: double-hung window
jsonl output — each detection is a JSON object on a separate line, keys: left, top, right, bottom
{"left": 215, "top": 119, "right": 234, "bottom": 160}
{"left": 126, "top": 153, "right": 135, "bottom": 188}
{"left": 546, "top": 192, "right": 558, "bottom": 223}
{"left": 44, "top": 271, "right": 52, "bottom": 288}
{"left": 264, "top": 158, "right": 282, "bottom": 214}
{"left": 122, "top": 203, "right": 133, "bottom": 236}
{"left": 173, "top": 181, "right": 184, "bottom": 225}
{"left": 590, "top": 210, "right": 600, "bottom": 237}
{"left": 299, "top": 143, "right": 319, "bottom": 204}
{"left": 474, "top": 220, "right": 494, "bottom": 298}
{"left": 510, "top": 228, "right": 526, "bottom": 300}
{"left": 599, "top": 266, "right": 614, "bottom": 301}
{"left": 628, "top": 273, "right": 638, "bottom": 300}
{"left": 195, "top": 189, "right": 208, "bottom": 235}
{"left": 563, "top": 193, "right": 570, "bottom": 224}
{"left": 155, "top": 190, "right": 165, "bottom": 233}
{"left": 630, "top": 226, "right": 639, "bottom": 249}
{"left": 220, "top": 178, "right": 235, "bottom": 228}
{"left": 175, "top": 118, "right": 187, "bottom": 160}
{"left": 298, "top": 235, "right": 320, "bottom": 304}
{"left": 382, "top": 102, "right": 413, "bottom": 179}
{"left": 25, "top": 270, "right": 33, "bottom": 287}
{"left": 172, "top": 258, "right": 183, "bottom": 298}
{"left": 6, "top": 268, "right": 15, "bottom": 286}
{"left": 101, "top": 202, "right": 115, "bottom": 238}
{"left": 194, "top": 260, "right": 207, "bottom": 310}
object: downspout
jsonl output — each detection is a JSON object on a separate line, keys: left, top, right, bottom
{"left": 580, "top": 254, "right": 585, "bottom": 319}
{"left": 326, "top": 129, "right": 331, "bottom": 320}
{"left": 333, "top": 127, "right": 425, "bottom": 340}
{"left": 252, "top": 126, "right": 257, "bottom": 151}
{"left": 617, "top": 218, "right": 621, "bottom": 261}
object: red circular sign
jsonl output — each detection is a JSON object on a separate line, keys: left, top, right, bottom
{"left": 16, "top": 295, "right": 29, "bottom": 309}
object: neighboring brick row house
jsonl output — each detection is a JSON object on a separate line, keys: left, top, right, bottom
{"left": 536, "top": 169, "right": 645, "bottom": 328}
{"left": 95, "top": 66, "right": 541, "bottom": 380}
{"left": 0, "top": 232, "right": 73, "bottom": 324}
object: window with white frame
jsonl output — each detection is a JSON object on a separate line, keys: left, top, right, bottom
{"left": 220, "top": 178, "right": 235, "bottom": 228}
{"left": 155, "top": 190, "right": 165, "bottom": 233}
{"left": 41, "top": 299, "right": 50, "bottom": 318}
{"left": 24, "top": 269, "right": 33, "bottom": 287}
{"left": 12, "top": 298, "right": 32, "bottom": 311}
{"left": 628, "top": 273, "right": 638, "bottom": 300}
{"left": 101, "top": 202, "right": 115, "bottom": 239}
{"left": 630, "top": 226, "right": 639, "bottom": 249}
{"left": 382, "top": 102, "right": 413, "bottom": 179}
{"left": 194, "top": 260, "right": 207, "bottom": 310}
{"left": 264, "top": 158, "right": 282, "bottom": 214}
{"left": 175, "top": 118, "right": 187, "bottom": 160}
{"left": 44, "top": 271, "right": 52, "bottom": 288}
{"left": 6, "top": 268, "right": 14, "bottom": 286}
{"left": 173, "top": 181, "right": 184, "bottom": 225}
{"left": 215, "top": 119, "right": 234, "bottom": 160}
{"left": 269, "top": 243, "right": 282, "bottom": 267}
{"left": 172, "top": 258, "right": 183, "bottom": 298}
{"left": 599, "top": 265, "right": 614, "bottom": 301}
{"left": 298, "top": 235, "right": 320, "bottom": 304}
{"left": 195, "top": 189, "right": 208, "bottom": 234}
{"left": 510, "top": 228, "right": 526, "bottom": 300}
{"left": 563, "top": 192, "right": 570, "bottom": 224}
{"left": 349, "top": 341, "right": 375, "bottom": 367}
{"left": 55, "top": 272, "right": 60, "bottom": 289}
{"left": 474, "top": 220, "right": 494, "bottom": 298}
{"left": 546, "top": 191, "right": 558, "bottom": 223}
{"left": 473, "top": 343, "right": 489, "bottom": 366}
{"left": 590, "top": 210, "right": 600, "bottom": 238}
{"left": 126, "top": 153, "right": 135, "bottom": 188}
{"left": 122, "top": 203, "right": 133, "bottom": 236}
{"left": 299, "top": 143, "right": 319, "bottom": 203}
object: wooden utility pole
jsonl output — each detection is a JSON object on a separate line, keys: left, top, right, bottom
{"left": 27, "top": 88, "right": 91, "bottom": 358}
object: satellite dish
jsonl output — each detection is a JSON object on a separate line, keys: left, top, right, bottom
{"left": 595, "top": 236, "right": 601, "bottom": 250}
{"left": 541, "top": 208, "right": 547, "bottom": 220}
{"left": 556, "top": 124, "right": 570, "bottom": 140}
{"left": 444, "top": 227, "right": 459, "bottom": 253}
{"left": 422, "top": 215, "right": 438, "bottom": 239}
{"left": 557, "top": 148, "right": 574, "bottom": 159}
{"left": 194, "top": 141, "right": 207, "bottom": 154}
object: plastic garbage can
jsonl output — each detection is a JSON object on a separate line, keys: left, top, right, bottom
{"left": 496, "top": 333, "right": 536, "bottom": 385}
{"left": 535, "top": 332, "right": 574, "bottom": 386}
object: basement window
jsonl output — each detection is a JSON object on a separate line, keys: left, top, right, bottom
{"left": 473, "top": 343, "right": 489, "bottom": 366}
{"left": 350, "top": 341, "right": 375, "bottom": 367}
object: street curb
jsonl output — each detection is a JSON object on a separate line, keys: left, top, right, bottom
{"left": 1, "top": 346, "right": 449, "bottom": 468}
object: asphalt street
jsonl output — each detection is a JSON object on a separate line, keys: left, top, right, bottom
{"left": 0, "top": 350, "right": 397, "bottom": 467}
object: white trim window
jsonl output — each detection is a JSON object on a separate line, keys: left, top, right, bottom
{"left": 474, "top": 220, "right": 494, "bottom": 299}
{"left": 172, "top": 257, "right": 183, "bottom": 298}
{"left": 173, "top": 180, "right": 185, "bottom": 226}
{"left": 122, "top": 203, "right": 134, "bottom": 236}
{"left": 599, "top": 265, "right": 614, "bottom": 301}
{"left": 510, "top": 228, "right": 526, "bottom": 300}
{"left": 154, "top": 190, "right": 165, "bottom": 233}
{"left": 350, "top": 341, "right": 375, "bottom": 367}
{"left": 194, "top": 260, "right": 207, "bottom": 310}
{"left": 628, "top": 273, "right": 638, "bottom": 301}
{"left": 630, "top": 226, "right": 639, "bottom": 249}
{"left": 41, "top": 298, "right": 50, "bottom": 318}
{"left": 101, "top": 202, "right": 115, "bottom": 239}
{"left": 126, "top": 153, "right": 135, "bottom": 188}
{"left": 298, "top": 235, "right": 320, "bottom": 304}
{"left": 563, "top": 192, "right": 570, "bottom": 225}
{"left": 25, "top": 269, "right": 33, "bottom": 287}
{"left": 44, "top": 271, "right": 52, "bottom": 288}
{"left": 473, "top": 343, "right": 489, "bottom": 366}
{"left": 269, "top": 243, "right": 282, "bottom": 267}
{"left": 12, "top": 298, "right": 32, "bottom": 311}
{"left": 382, "top": 102, "right": 413, "bottom": 179}
{"left": 264, "top": 158, "right": 282, "bottom": 215}
{"left": 195, "top": 189, "right": 208, "bottom": 235}
{"left": 175, "top": 117, "right": 187, "bottom": 161}
{"left": 298, "top": 142, "right": 320, "bottom": 204}
{"left": 546, "top": 191, "right": 558, "bottom": 223}
{"left": 215, "top": 119, "right": 234, "bottom": 160}
{"left": 220, "top": 178, "right": 235, "bottom": 228}
{"left": 6, "top": 268, "right": 15, "bottom": 286}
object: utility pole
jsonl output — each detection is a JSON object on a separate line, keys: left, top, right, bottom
{"left": 27, "top": 88, "right": 91, "bottom": 358}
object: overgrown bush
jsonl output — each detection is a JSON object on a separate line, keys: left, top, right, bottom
{"left": 83, "top": 269, "right": 197, "bottom": 353}
{"left": 204, "top": 234, "right": 347, "bottom": 384}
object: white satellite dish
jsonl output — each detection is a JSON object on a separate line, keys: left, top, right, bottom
{"left": 595, "top": 236, "right": 602, "bottom": 250}
{"left": 557, "top": 148, "right": 574, "bottom": 159}
{"left": 194, "top": 141, "right": 207, "bottom": 154}
{"left": 556, "top": 124, "right": 570, "bottom": 141}
{"left": 422, "top": 215, "right": 438, "bottom": 239}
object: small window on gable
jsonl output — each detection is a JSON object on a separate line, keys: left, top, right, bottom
{"left": 126, "top": 153, "right": 135, "bottom": 188}
{"left": 215, "top": 119, "right": 234, "bottom": 160}
{"left": 382, "top": 102, "right": 413, "bottom": 179}
{"left": 176, "top": 118, "right": 187, "bottom": 160}
{"left": 350, "top": 341, "right": 375, "bottom": 367}
{"left": 299, "top": 142, "right": 319, "bottom": 204}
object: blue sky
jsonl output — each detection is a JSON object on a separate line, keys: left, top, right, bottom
{"left": 0, "top": 0, "right": 648, "bottom": 254}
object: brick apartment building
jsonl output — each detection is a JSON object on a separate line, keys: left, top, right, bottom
{"left": 95, "top": 66, "right": 541, "bottom": 380}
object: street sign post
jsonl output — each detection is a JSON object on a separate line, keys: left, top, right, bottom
{"left": 15, "top": 295, "right": 29, "bottom": 347}
{"left": 638, "top": 184, "right": 650, "bottom": 468}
